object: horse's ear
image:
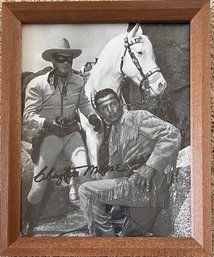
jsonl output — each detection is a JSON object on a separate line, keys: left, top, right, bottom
{"left": 128, "top": 23, "right": 143, "bottom": 38}
{"left": 138, "top": 24, "right": 143, "bottom": 35}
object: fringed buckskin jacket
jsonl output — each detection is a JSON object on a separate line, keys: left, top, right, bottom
{"left": 104, "top": 109, "right": 181, "bottom": 208}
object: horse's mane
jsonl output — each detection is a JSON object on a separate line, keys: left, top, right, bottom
{"left": 85, "top": 33, "right": 126, "bottom": 93}
{"left": 96, "top": 34, "right": 126, "bottom": 74}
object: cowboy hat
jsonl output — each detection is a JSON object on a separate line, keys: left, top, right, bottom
{"left": 42, "top": 38, "right": 82, "bottom": 62}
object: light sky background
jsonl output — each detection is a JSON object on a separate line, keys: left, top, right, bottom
{"left": 22, "top": 24, "right": 127, "bottom": 72}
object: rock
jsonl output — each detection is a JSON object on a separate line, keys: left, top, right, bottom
{"left": 21, "top": 142, "right": 34, "bottom": 219}
{"left": 170, "top": 192, "right": 191, "bottom": 237}
{"left": 34, "top": 203, "right": 88, "bottom": 237}
{"left": 22, "top": 140, "right": 32, "bottom": 155}
{"left": 153, "top": 146, "right": 191, "bottom": 236}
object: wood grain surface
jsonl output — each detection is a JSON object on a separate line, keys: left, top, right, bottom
{"left": 0, "top": 0, "right": 212, "bottom": 256}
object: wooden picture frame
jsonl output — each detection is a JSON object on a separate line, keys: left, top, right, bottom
{"left": 0, "top": 0, "right": 211, "bottom": 256}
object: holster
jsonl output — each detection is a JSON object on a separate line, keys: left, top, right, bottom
{"left": 31, "top": 132, "right": 46, "bottom": 164}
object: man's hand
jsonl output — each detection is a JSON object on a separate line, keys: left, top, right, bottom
{"left": 89, "top": 115, "right": 102, "bottom": 132}
{"left": 131, "top": 165, "right": 156, "bottom": 192}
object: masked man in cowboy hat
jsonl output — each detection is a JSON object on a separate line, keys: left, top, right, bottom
{"left": 79, "top": 88, "right": 181, "bottom": 237}
{"left": 22, "top": 38, "right": 101, "bottom": 236}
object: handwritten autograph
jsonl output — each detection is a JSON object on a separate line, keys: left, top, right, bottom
{"left": 34, "top": 164, "right": 127, "bottom": 186}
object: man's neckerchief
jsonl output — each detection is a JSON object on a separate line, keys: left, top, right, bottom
{"left": 47, "top": 69, "right": 68, "bottom": 116}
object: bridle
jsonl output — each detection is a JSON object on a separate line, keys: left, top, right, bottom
{"left": 120, "top": 36, "right": 161, "bottom": 104}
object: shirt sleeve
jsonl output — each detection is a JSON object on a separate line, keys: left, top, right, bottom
{"left": 139, "top": 111, "right": 181, "bottom": 173}
{"left": 23, "top": 80, "right": 45, "bottom": 130}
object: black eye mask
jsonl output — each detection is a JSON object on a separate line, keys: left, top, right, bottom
{"left": 53, "top": 54, "right": 73, "bottom": 64}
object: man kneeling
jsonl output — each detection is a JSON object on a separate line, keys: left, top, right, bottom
{"left": 79, "top": 88, "right": 181, "bottom": 237}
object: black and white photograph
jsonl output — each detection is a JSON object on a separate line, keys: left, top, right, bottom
{"left": 21, "top": 23, "right": 190, "bottom": 238}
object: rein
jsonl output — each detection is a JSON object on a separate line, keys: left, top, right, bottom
{"left": 120, "top": 36, "right": 161, "bottom": 105}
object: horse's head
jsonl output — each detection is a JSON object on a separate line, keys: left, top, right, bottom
{"left": 121, "top": 24, "right": 167, "bottom": 97}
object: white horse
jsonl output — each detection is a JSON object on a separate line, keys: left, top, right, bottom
{"left": 81, "top": 24, "right": 167, "bottom": 168}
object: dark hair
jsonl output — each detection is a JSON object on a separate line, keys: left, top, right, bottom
{"left": 94, "top": 88, "right": 120, "bottom": 107}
